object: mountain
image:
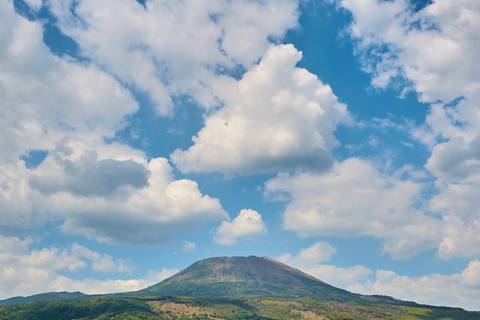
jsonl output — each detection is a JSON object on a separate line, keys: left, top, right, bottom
{"left": 0, "top": 256, "right": 475, "bottom": 314}
{"left": 0, "top": 255, "right": 363, "bottom": 306}
{"left": 1, "top": 256, "right": 480, "bottom": 319}
{"left": 134, "top": 256, "right": 358, "bottom": 301}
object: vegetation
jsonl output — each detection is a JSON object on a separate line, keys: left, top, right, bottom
{"left": 1, "top": 257, "right": 478, "bottom": 319}
{"left": 0, "top": 295, "right": 478, "bottom": 320}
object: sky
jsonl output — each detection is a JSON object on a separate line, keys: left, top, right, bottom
{"left": 1, "top": 0, "right": 480, "bottom": 311}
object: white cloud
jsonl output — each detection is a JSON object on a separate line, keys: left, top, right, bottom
{"left": 308, "top": 264, "right": 373, "bottom": 290}
{"left": 275, "top": 243, "right": 372, "bottom": 290}
{"left": 336, "top": 0, "right": 480, "bottom": 263}
{"left": 171, "top": 44, "right": 348, "bottom": 175}
{"left": 339, "top": 0, "right": 480, "bottom": 182}
{"left": 213, "top": 209, "right": 267, "bottom": 246}
{"left": 0, "top": 125, "right": 228, "bottom": 244}
{"left": 426, "top": 135, "right": 480, "bottom": 182}
{"left": 265, "top": 158, "right": 442, "bottom": 259}
{"left": 24, "top": 0, "right": 42, "bottom": 11}
{"left": 48, "top": 0, "right": 300, "bottom": 115}
{"left": 277, "top": 241, "right": 337, "bottom": 269}
{"left": 71, "top": 243, "right": 134, "bottom": 274}
{"left": 0, "top": 161, "right": 33, "bottom": 234}
{"left": 0, "top": 235, "right": 85, "bottom": 298}
{"left": 180, "top": 241, "right": 196, "bottom": 253}
{"left": 339, "top": 0, "right": 480, "bottom": 104}
{"left": 51, "top": 268, "right": 179, "bottom": 295}
{"left": 0, "top": 1, "right": 230, "bottom": 243}
{"left": 426, "top": 173, "right": 480, "bottom": 259}
{"left": 0, "top": 2, "right": 139, "bottom": 164}
{"left": 34, "top": 155, "right": 228, "bottom": 245}
{"left": 348, "top": 261, "right": 480, "bottom": 311}
{"left": 0, "top": 0, "right": 150, "bottom": 235}
{"left": 0, "top": 235, "right": 178, "bottom": 299}
{"left": 461, "top": 260, "right": 480, "bottom": 288}
{"left": 277, "top": 244, "right": 480, "bottom": 310}
{"left": 437, "top": 216, "right": 480, "bottom": 259}
{"left": 30, "top": 149, "right": 149, "bottom": 198}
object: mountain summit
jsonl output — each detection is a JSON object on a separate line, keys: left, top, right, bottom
{"left": 135, "top": 256, "right": 357, "bottom": 300}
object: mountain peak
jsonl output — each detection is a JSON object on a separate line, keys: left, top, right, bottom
{"left": 136, "top": 255, "right": 355, "bottom": 300}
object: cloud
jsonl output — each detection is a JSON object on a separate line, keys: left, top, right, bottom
{"left": 30, "top": 150, "right": 149, "bottom": 198}
{"left": 171, "top": 44, "right": 348, "bottom": 175}
{"left": 0, "top": 160, "right": 33, "bottom": 234}
{"left": 276, "top": 241, "right": 337, "bottom": 269}
{"left": 48, "top": 0, "right": 300, "bottom": 115}
{"left": 24, "top": 0, "right": 42, "bottom": 11}
{"left": 180, "top": 241, "right": 196, "bottom": 253}
{"left": 213, "top": 209, "right": 267, "bottom": 246}
{"left": 0, "top": 136, "right": 228, "bottom": 245}
{"left": 339, "top": 0, "right": 480, "bottom": 184}
{"left": 426, "top": 135, "right": 480, "bottom": 182}
{"left": 348, "top": 260, "right": 480, "bottom": 311}
{"left": 336, "top": 0, "right": 480, "bottom": 262}
{"left": 0, "top": 235, "right": 178, "bottom": 298}
{"left": 51, "top": 268, "right": 179, "bottom": 295}
{"left": 275, "top": 243, "right": 372, "bottom": 290}
{"left": 0, "top": 0, "right": 152, "bottom": 235}
{"left": 0, "top": 0, "right": 231, "bottom": 246}
{"left": 35, "top": 155, "right": 228, "bottom": 245}
{"left": 277, "top": 243, "right": 480, "bottom": 311}
{"left": 0, "top": 235, "right": 85, "bottom": 298}
{"left": 265, "top": 158, "right": 442, "bottom": 259}
{"left": 0, "top": 0, "right": 139, "bottom": 167}
{"left": 71, "top": 243, "right": 134, "bottom": 273}
{"left": 339, "top": 0, "right": 480, "bottom": 104}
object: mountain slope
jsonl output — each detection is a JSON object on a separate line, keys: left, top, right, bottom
{"left": 134, "top": 256, "right": 358, "bottom": 301}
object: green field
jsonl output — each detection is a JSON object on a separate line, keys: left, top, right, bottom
{"left": 0, "top": 296, "right": 478, "bottom": 320}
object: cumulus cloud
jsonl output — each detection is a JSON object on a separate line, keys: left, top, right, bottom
{"left": 180, "top": 241, "right": 197, "bottom": 253}
{"left": 0, "top": 235, "right": 174, "bottom": 299}
{"left": 426, "top": 135, "right": 480, "bottom": 182}
{"left": 51, "top": 269, "right": 179, "bottom": 295}
{"left": 339, "top": 0, "right": 480, "bottom": 104}
{"left": 348, "top": 260, "right": 480, "bottom": 311}
{"left": 213, "top": 209, "right": 267, "bottom": 245}
{"left": 48, "top": 0, "right": 300, "bottom": 115}
{"left": 265, "top": 158, "right": 442, "bottom": 259}
{"left": 0, "top": 0, "right": 149, "bottom": 235}
{"left": 24, "top": 0, "right": 42, "bottom": 11}
{"left": 30, "top": 150, "right": 149, "bottom": 198}
{"left": 0, "top": 160, "right": 33, "bottom": 234}
{"left": 277, "top": 241, "right": 337, "bottom": 269}
{"left": 339, "top": 0, "right": 480, "bottom": 182}
{"left": 277, "top": 244, "right": 480, "bottom": 310}
{"left": 71, "top": 243, "right": 134, "bottom": 273}
{"left": 33, "top": 154, "right": 228, "bottom": 245}
{"left": 171, "top": 44, "right": 348, "bottom": 175}
{"left": 0, "top": 0, "right": 138, "bottom": 166}
{"left": 335, "top": 0, "right": 480, "bottom": 262}
{"left": 275, "top": 243, "right": 372, "bottom": 290}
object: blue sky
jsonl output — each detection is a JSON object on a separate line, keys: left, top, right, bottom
{"left": 1, "top": 0, "right": 480, "bottom": 311}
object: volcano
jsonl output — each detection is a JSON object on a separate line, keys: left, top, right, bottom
{"left": 134, "top": 255, "right": 358, "bottom": 301}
